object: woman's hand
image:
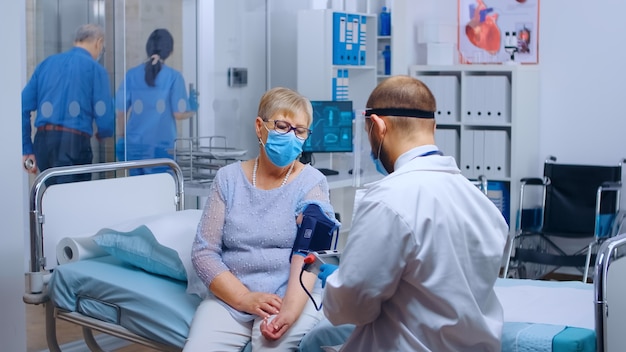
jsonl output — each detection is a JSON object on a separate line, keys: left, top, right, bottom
{"left": 260, "top": 310, "right": 297, "bottom": 341}
{"left": 236, "top": 292, "right": 282, "bottom": 319}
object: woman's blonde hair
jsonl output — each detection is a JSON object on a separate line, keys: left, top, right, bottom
{"left": 257, "top": 87, "right": 313, "bottom": 126}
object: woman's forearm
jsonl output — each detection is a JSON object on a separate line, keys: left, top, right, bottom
{"left": 209, "top": 270, "right": 251, "bottom": 311}
{"left": 280, "top": 255, "right": 317, "bottom": 320}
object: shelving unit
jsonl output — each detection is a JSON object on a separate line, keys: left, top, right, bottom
{"left": 296, "top": 9, "right": 377, "bottom": 111}
{"left": 376, "top": 35, "right": 391, "bottom": 81}
{"left": 409, "top": 64, "right": 541, "bottom": 230}
{"left": 296, "top": 9, "right": 382, "bottom": 242}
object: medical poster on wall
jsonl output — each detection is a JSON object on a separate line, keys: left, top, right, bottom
{"left": 458, "top": 0, "right": 539, "bottom": 64}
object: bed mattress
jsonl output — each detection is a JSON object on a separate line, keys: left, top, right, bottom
{"left": 298, "top": 278, "right": 597, "bottom": 352}
{"left": 49, "top": 255, "right": 201, "bottom": 348}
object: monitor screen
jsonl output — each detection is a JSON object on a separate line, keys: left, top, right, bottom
{"left": 303, "top": 101, "right": 354, "bottom": 153}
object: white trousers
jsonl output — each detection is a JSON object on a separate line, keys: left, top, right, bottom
{"left": 184, "top": 293, "right": 324, "bottom": 351}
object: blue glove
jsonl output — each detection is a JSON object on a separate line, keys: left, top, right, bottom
{"left": 189, "top": 87, "right": 199, "bottom": 112}
{"left": 318, "top": 264, "right": 338, "bottom": 288}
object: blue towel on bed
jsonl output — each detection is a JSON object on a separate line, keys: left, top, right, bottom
{"left": 502, "top": 322, "right": 566, "bottom": 352}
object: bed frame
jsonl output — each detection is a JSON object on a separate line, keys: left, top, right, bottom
{"left": 594, "top": 231, "right": 626, "bottom": 352}
{"left": 23, "top": 159, "right": 185, "bottom": 352}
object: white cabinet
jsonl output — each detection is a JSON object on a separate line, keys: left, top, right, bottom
{"left": 410, "top": 64, "right": 540, "bottom": 229}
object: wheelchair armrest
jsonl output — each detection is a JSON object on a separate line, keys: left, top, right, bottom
{"left": 600, "top": 181, "right": 622, "bottom": 192}
{"left": 520, "top": 177, "right": 545, "bottom": 185}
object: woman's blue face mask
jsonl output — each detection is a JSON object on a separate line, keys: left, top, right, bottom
{"left": 262, "top": 127, "right": 304, "bottom": 167}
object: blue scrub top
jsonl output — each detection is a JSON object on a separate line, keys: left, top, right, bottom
{"left": 22, "top": 47, "right": 115, "bottom": 155}
{"left": 116, "top": 63, "right": 188, "bottom": 161}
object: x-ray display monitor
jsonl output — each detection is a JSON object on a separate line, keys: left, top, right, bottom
{"left": 303, "top": 101, "right": 354, "bottom": 153}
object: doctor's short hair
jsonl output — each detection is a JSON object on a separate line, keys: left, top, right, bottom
{"left": 366, "top": 75, "right": 436, "bottom": 114}
{"left": 366, "top": 75, "right": 436, "bottom": 132}
{"left": 74, "top": 24, "right": 104, "bottom": 43}
{"left": 257, "top": 87, "right": 313, "bottom": 127}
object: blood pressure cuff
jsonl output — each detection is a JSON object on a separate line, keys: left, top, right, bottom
{"left": 291, "top": 203, "right": 340, "bottom": 261}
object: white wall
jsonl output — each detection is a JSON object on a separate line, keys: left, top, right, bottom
{"left": 199, "top": 0, "right": 267, "bottom": 159}
{"left": 396, "top": 0, "right": 626, "bottom": 202}
{"left": 0, "top": 1, "right": 28, "bottom": 351}
{"left": 538, "top": 2, "right": 626, "bottom": 167}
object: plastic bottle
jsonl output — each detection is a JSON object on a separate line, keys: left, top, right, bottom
{"left": 377, "top": 50, "right": 385, "bottom": 75}
{"left": 382, "top": 45, "right": 391, "bottom": 75}
{"left": 379, "top": 7, "right": 391, "bottom": 36}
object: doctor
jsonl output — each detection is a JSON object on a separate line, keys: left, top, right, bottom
{"left": 318, "top": 75, "right": 509, "bottom": 351}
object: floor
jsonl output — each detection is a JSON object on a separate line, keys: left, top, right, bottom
{"left": 26, "top": 303, "right": 159, "bottom": 352}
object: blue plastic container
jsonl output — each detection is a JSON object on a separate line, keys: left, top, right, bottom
{"left": 379, "top": 7, "right": 391, "bottom": 36}
{"left": 382, "top": 45, "right": 391, "bottom": 75}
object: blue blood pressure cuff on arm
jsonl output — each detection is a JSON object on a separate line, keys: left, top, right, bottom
{"left": 291, "top": 203, "right": 340, "bottom": 261}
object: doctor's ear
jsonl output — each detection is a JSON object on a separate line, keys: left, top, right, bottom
{"left": 369, "top": 114, "right": 387, "bottom": 136}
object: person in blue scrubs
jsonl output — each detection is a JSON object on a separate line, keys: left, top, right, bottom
{"left": 22, "top": 24, "right": 114, "bottom": 184}
{"left": 115, "top": 28, "right": 196, "bottom": 175}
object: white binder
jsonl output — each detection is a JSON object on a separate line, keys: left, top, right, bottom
{"left": 441, "top": 76, "right": 459, "bottom": 123}
{"left": 484, "top": 130, "right": 509, "bottom": 178}
{"left": 473, "top": 130, "right": 485, "bottom": 176}
{"left": 435, "top": 128, "right": 459, "bottom": 162}
{"left": 488, "top": 76, "right": 511, "bottom": 123}
{"left": 461, "top": 129, "right": 475, "bottom": 178}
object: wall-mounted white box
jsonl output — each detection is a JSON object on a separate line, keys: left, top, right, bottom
{"left": 416, "top": 42, "right": 455, "bottom": 65}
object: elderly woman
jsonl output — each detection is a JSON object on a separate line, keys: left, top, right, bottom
{"left": 185, "top": 87, "right": 335, "bottom": 351}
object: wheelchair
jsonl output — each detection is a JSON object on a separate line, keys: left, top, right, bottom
{"left": 504, "top": 156, "right": 624, "bottom": 282}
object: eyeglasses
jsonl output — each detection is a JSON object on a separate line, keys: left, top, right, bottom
{"left": 263, "top": 119, "right": 312, "bottom": 140}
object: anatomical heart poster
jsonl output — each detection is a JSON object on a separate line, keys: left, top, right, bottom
{"left": 459, "top": 0, "right": 539, "bottom": 64}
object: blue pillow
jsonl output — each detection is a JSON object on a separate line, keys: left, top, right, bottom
{"left": 93, "top": 225, "right": 187, "bottom": 281}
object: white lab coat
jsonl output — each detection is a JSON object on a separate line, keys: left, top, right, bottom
{"left": 323, "top": 145, "right": 508, "bottom": 352}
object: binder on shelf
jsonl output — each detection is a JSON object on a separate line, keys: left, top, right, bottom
{"left": 435, "top": 128, "right": 459, "bottom": 162}
{"left": 472, "top": 130, "right": 485, "bottom": 177}
{"left": 444, "top": 76, "right": 460, "bottom": 123}
{"left": 332, "top": 68, "right": 339, "bottom": 101}
{"left": 460, "top": 129, "right": 475, "bottom": 178}
{"left": 347, "top": 13, "right": 360, "bottom": 65}
{"left": 333, "top": 12, "right": 348, "bottom": 65}
{"left": 340, "top": 69, "right": 349, "bottom": 100}
{"left": 333, "top": 69, "right": 349, "bottom": 101}
{"left": 483, "top": 130, "right": 509, "bottom": 178}
{"left": 487, "top": 76, "right": 511, "bottom": 123}
{"left": 359, "top": 15, "right": 367, "bottom": 65}
{"left": 463, "top": 76, "right": 477, "bottom": 123}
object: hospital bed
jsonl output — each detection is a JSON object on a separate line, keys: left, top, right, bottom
{"left": 298, "top": 232, "right": 626, "bottom": 352}
{"left": 22, "top": 159, "right": 205, "bottom": 351}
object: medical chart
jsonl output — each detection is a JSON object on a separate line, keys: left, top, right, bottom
{"left": 458, "top": 0, "right": 539, "bottom": 64}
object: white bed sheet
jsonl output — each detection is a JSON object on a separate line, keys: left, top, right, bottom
{"left": 494, "top": 278, "right": 594, "bottom": 330}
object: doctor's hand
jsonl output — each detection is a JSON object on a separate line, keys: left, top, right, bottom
{"left": 237, "top": 292, "right": 282, "bottom": 319}
{"left": 318, "top": 264, "right": 338, "bottom": 288}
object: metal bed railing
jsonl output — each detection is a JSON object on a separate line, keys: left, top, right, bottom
{"left": 24, "top": 159, "right": 183, "bottom": 298}
{"left": 23, "top": 158, "right": 185, "bottom": 352}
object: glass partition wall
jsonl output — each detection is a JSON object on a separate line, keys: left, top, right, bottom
{"left": 25, "top": 0, "right": 198, "bottom": 182}
{"left": 24, "top": 0, "right": 197, "bottom": 350}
